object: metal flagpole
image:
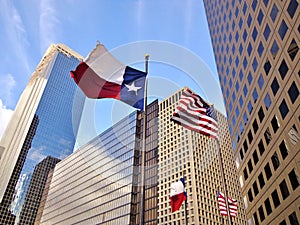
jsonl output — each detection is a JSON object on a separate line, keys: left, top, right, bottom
{"left": 139, "top": 54, "right": 149, "bottom": 225}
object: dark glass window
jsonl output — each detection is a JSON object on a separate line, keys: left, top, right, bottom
{"left": 288, "top": 169, "right": 300, "bottom": 190}
{"left": 239, "top": 96, "right": 243, "bottom": 108}
{"left": 243, "top": 2, "right": 247, "bottom": 14}
{"left": 264, "top": 128, "right": 272, "bottom": 145}
{"left": 232, "top": 20, "right": 236, "bottom": 30}
{"left": 252, "top": 88, "right": 258, "bottom": 103}
{"left": 253, "top": 181, "right": 258, "bottom": 196}
{"left": 263, "top": 0, "right": 269, "bottom": 7}
{"left": 264, "top": 93, "right": 271, "bottom": 110}
{"left": 240, "top": 149, "right": 244, "bottom": 160}
{"left": 248, "top": 101, "right": 253, "bottom": 114}
{"left": 264, "top": 198, "right": 272, "bottom": 215}
{"left": 279, "top": 99, "right": 289, "bottom": 119}
{"left": 258, "top": 107, "right": 265, "bottom": 122}
{"left": 247, "top": 14, "right": 252, "bottom": 28}
{"left": 264, "top": 60, "right": 271, "bottom": 75}
{"left": 289, "top": 212, "right": 299, "bottom": 225}
{"left": 278, "top": 20, "right": 288, "bottom": 40}
{"left": 243, "top": 112, "right": 248, "bottom": 124}
{"left": 236, "top": 32, "right": 240, "bottom": 43}
{"left": 235, "top": 106, "right": 240, "bottom": 117}
{"left": 247, "top": 72, "right": 253, "bottom": 85}
{"left": 258, "top": 41, "right": 264, "bottom": 57}
{"left": 243, "top": 140, "right": 248, "bottom": 152}
{"left": 279, "top": 220, "right": 287, "bottom": 225}
{"left": 235, "top": 56, "right": 239, "bottom": 67}
{"left": 235, "top": 82, "right": 240, "bottom": 93}
{"left": 243, "top": 84, "right": 248, "bottom": 97}
{"left": 252, "top": 0, "right": 258, "bottom": 11}
{"left": 288, "top": 81, "right": 299, "bottom": 104}
{"left": 239, "top": 18, "right": 243, "bottom": 29}
{"left": 258, "top": 74, "right": 264, "bottom": 90}
{"left": 271, "top": 152, "right": 280, "bottom": 170}
{"left": 232, "top": 92, "right": 236, "bottom": 101}
{"left": 279, "top": 140, "right": 289, "bottom": 160}
{"left": 239, "top": 122, "right": 244, "bottom": 134}
{"left": 258, "top": 205, "right": 265, "bottom": 221}
{"left": 271, "top": 77, "right": 279, "bottom": 96}
{"left": 264, "top": 163, "right": 272, "bottom": 180}
{"left": 243, "top": 58, "right": 248, "bottom": 69}
{"left": 248, "top": 189, "right": 253, "bottom": 202}
{"left": 253, "top": 150, "right": 259, "bottom": 165}
{"left": 253, "top": 212, "right": 259, "bottom": 225}
{"left": 258, "top": 139, "right": 265, "bottom": 155}
{"left": 253, "top": 119, "right": 258, "bottom": 134}
{"left": 287, "top": 0, "right": 299, "bottom": 19}
{"left": 279, "top": 59, "right": 288, "bottom": 79}
{"left": 257, "top": 9, "right": 264, "bottom": 25}
{"left": 288, "top": 38, "right": 299, "bottom": 61}
{"left": 247, "top": 42, "right": 253, "bottom": 56}
{"left": 271, "top": 40, "right": 279, "bottom": 59}
{"left": 271, "top": 189, "right": 280, "bottom": 208}
{"left": 252, "top": 26, "right": 258, "bottom": 41}
{"left": 243, "top": 167, "right": 248, "bottom": 180}
{"left": 248, "top": 159, "right": 253, "bottom": 173}
{"left": 243, "top": 30, "right": 248, "bottom": 42}
{"left": 271, "top": 116, "right": 279, "bottom": 133}
{"left": 279, "top": 179, "right": 290, "bottom": 200}
{"left": 253, "top": 57, "right": 258, "bottom": 72}
{"left": 248, "top": 130, "right": 253, "bottom": 143}
{"left": 270, "top": 3, "right": 279, "bottom": 22}
{"left": 258, "top": 173, "right": 265, "bottom": 188}
{"left": 263, "top": 24, "right": 271, "bottom": 41}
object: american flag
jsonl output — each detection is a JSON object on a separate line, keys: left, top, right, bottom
{"left": 217, "top": 191, "right": 228, "bottom": 216}
{"left": 228, "top": 197, "right": 238, "bottom": 217}
{"left": 171, "top": 88, "right": 218, "bottom": 138}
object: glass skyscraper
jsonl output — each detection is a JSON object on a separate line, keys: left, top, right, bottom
{"left": 203, "top": 0, "right": 300, "bottom": 224}
{"left": 0, "top": 44, "right": 85, "bottom": 225}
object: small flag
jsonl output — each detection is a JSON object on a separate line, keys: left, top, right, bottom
{"left": 217, "top": 191, "right": 228, "bottom": 216}
{"left": 171, "top": 88, "right": 218, "bottom": 138}
{"left": 228, "top": 197, "right": 238, "bottom": 217}
{"left": 70, "top": 42, "right": 147, "bottom": 110}
{"left": 170, "top": 178, "right": 187, "bottom": 212}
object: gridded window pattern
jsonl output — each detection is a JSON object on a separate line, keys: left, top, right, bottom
{"left": 203, "top": 0, "right": 300, "bottom": 224}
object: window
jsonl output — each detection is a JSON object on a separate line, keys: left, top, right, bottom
{"left": 247, "top": 43, "right": 253, "bottom": 56}
{"left": 279, "top": 220, "right": 287, "bottom": 225}
{"left": 288, "top": 81, "right": 299, "bottom": 104}
{"left": 287, "top": 0, "right": 299, "bottom": 19}
{"left": 258, "top": 173, "right": 265, "bottom": 188}
{"left": 279, "top": 59, "right": 288, "bottom": 79}
{"left": 288, "top": 38, "right": 299, "bottom": 61}
{"left": 288, "top": 169, "right": 300, "bottom": 190}
{"left": 258, "top": 107, "right": 265, "bottom": 122}
{"left": 253, "top": 119, "right": 258, "bottom": 133}
{"left": 243, "top": 30, "right": 248, "bottom": 42}
{"left": 243, "top": 57, "right": 248, "bottom": 69}
{"left": 264, "top": 128, "right": 272, "bottom": 145}
{"left": 258, "top": 42, "right": 264, "bottom": 57}
{"left": 252, "top": 26, "right": 258, "bottom": 41}
{"left": 271, "top": 77, "right": 279, "bottom": 96}
{"left": 235, "top": 82, "right": 240, "bottom": 93}
{"left": 271, "top": 152, "right": 280, "bottom": 170}
{"left": 263, "top": 24, "right": 271, "bottom": 41}
{"left": 253, "top": 150, "right": 259, "bottom": 165}
{"left": 279, "top": 140, "right": 289, "bottom": 159}
{"left": 253, "top": 57, "right": 258, "bottom": 72}
{"left": 244, "top": 168, "right": 248, "bottom": 180}
{"left": 271, "top": 189, "right": 280, "bottom": 208}
{"left": 248, "top": 101, "right": 253, "bottom": 114}
{"left": 258, "top": 74, "right": 264, "bottom": 90}
{"left": 270, "top": 3, "right": 279, "bottom": 22}
{"left": 270, "top": 116, "right": 279, "bottom": 133}
{"left": 247, "top": 14, "right": 252, "bottom": 28}
{"left": 264, "top": 163, "right": 272, "bottom": 180}
{"left": 288, "top": 212, "right": 299, "bottom": 225}
{"left": 248, "top": 159, "right": 253, "bottom": 173}
{"left": 243, "top": 112, "right": 248, "bottom": 124}
{"left": 248, "top": 130, "right": 253, "bottom": 144}
{"left": 279, "top": 99, "right": 289, "bottom": 119}
{"left": 253, "top": 181, "right": 259, "bottom": 196}
{"left": 264, "top": 198, "right": 272, "bottom": 215}
{"left": 279, "top": 179, "right": 290, "bottom": 200}
{"left": 258, "top": 205, "right": 265, "bottom": 221}
{"left": 248, "top": 72, "right": 253, "bottom": 85}
{"left": 243, "top": 140, "right": 248, "bottom": 153}
{"left": 252, "top": 0, "right": 258, "bottom": 11}
{"left": 264, "top": 60, "right": 271, "bottom": 75}
{"left": 253, "top": 212, "right": 259, "bottom": 225}
{"left": 271, "top": 40, "right": 279, "bottom": 59}
{"left": 240, "top": 149, "right": 244, "bottom": 160}
{"left": 264, "top": 93, "right": 271, "bottom": 110}
{"left": 278, "top": 20, "right": 288, "bottom": 40}
{"left": 248, "top": 189, "right": 253, "bottom": 202}
{"left": 243, "top": 84, "right": 248, "bottom": 97}
{"left": 258, "top": 139, "right": 265, "bottom": 155}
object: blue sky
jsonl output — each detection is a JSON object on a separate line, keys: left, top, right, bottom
{"left": 0, "top": 0, "right": 225, "bottom": 143}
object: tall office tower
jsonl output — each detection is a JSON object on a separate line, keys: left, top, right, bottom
{"left": 18, "top": 156, "right": 61, "bottom": 224}
{"left": 203, "top": 0, "right": 300, "bottom": 224}
{"left": 39, "top": 101, "right": 159, "bottom": 225}
{"left": 157, "top": 89, "right": 246, "bottom": 224}
{"left": 0, "top": 44, "right": 85, "bottom": 225}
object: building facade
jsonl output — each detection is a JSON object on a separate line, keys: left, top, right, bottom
{"left": 203, "top": 0, "right": 300, "bottom": 224}
{"left": 157, "top": 88, "right": 247, "bottom": 225}
{"left": 0, "top": 44, "right": 85, "bottom": 224}
{"left": 39, "top": 100, "right": 159, "bottom": 225}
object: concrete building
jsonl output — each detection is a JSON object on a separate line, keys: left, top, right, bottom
{"left": 0, "top": 44, "right": 85, "bottom": 224}
{"left": 203, "top": 0, "right": 300, "bottom": 224}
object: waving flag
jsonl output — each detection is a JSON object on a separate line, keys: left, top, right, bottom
{"left": 217, "top": 191, "right": 228, "bottom": 216}
{"left": 171, "top": 88, "right": 218, "bottom": 138}
{"left": 170, "top": 178, "right": 187, "bottom": 212}
{"left": 70, "top": 43, "right": 147, "bottom": 110}
{"left": 228, "top": 197, "right": 238, "bottom": 217}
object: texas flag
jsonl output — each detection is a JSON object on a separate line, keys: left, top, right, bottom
{"left": 170, "top": 178, "right": 187, "bottom": 212}
{"left": 70, "top": 42, "right": 147, "bottom": 111}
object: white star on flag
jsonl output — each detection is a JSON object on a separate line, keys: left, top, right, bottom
{"left": 125, "top": 82, "right": 142, "bottom": 95}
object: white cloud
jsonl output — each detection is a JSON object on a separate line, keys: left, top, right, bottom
{"left": 0, "top": 99, "right": 14, "bottom": 140}
{"left": 39, "top": 0, "right": 61, "bottom": 54}
{"left": 28, "top": 146, "right": 46, "bottom": 163}
{"left": 0, "top": 74, "right": 16, "bottom": 106}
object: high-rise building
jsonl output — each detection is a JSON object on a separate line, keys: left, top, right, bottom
{"left": 203, "top": 0, "right": 300, "bottom": 224}
{"left": 157, "top": 88, "right": 246, "bottom": 225}
{"left": 0, "top": 44, "right": 86, "bottom": 225}
{"left": 39, "top": 100, "right": 159, "bottom": 225}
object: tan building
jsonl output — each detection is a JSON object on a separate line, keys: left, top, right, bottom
{"left": 203, "top": 0, "right": 300, "bottom": 224}
{"left": 157, "top": 88, "right": 247, "bottom": 225}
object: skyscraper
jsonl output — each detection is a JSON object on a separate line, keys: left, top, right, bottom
{"left": 203, "top": 0, "right": 300, "bottom": 224}
{"left": 0, "top": 44, "right": 85, "bottom": 225}
{"left": 157, "top": 88, "right": 246, "bottom": 224}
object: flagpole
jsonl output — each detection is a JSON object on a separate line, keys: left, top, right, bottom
{"left": 139, "top": 54, "right": 149, "bottom": 225}
{"left": 216, "top": 135, "right": 232, "bottom": 225}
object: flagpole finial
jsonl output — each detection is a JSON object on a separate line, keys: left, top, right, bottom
{"left": 145, "top": 54, "right": 150, "bottom": 61}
